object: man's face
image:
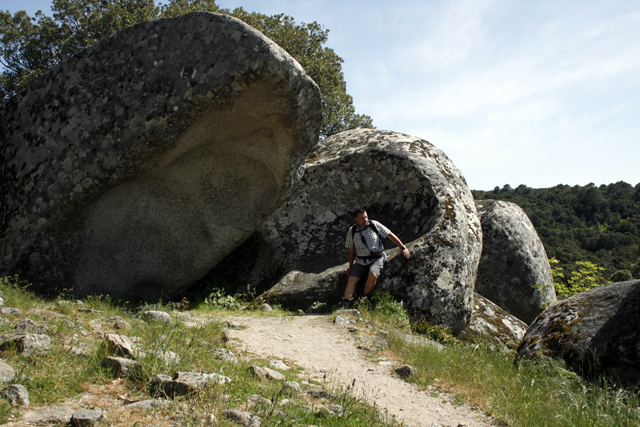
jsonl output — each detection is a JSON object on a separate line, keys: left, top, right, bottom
{"left": 354, "top": 212, "right": 369, "bottom": 228}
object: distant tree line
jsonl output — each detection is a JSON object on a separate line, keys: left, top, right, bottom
{"left": 473, "top": 181, "right": 640, "bottom": 284}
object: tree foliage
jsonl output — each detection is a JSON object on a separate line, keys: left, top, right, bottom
{"left": 549, "top": 258, "right": 610, "bottom": 300}
{"left": 474, "top": 181, "right": 640, "bottom": 283}
{"left": 0, "top": 0, "right": 372, "bottom": 137}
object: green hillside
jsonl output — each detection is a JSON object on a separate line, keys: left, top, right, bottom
{"left": 472, "top": 181, "right": 640, "bottom": 283}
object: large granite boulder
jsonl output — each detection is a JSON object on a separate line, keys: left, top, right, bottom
{"left": 475, "top": 200, "right": 555, "bottom": 324}
{"left": 226, "top": 129, "right": 482, "bottom": 331}
{"left": 517, "top": 280, "right": 640, "bottom": 385}
{"left": 0, "top": 12, "right": 321, "bottom": 299}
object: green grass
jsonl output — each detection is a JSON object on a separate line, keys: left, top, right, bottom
{"left": 0, "top": 276, "right": 399, "bottom": 426}
{"left": 363, "top": 292, "right": 640, "bottom": 427}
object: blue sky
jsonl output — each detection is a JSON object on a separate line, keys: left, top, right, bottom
{"left": 3, "top": 0, "right": 639, "bottom": 190}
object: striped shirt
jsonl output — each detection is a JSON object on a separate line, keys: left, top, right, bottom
{"left": 345, "top": 220, "right": 391, "bottom": 266}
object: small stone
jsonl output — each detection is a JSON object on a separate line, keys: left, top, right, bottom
{"left": 247, "top": 394, "right": 272, "bottom": 408}
{"left": 66, "top": 342, "right": 92, "bottom": 356}
{"left": 337, "top": 309, "right": 361, "bottom": 319}
{"left": 223, "top": 409, "right": 262, "bottom": 427}
{"left": 124, "top": 399, "right": 170, "bottom": 409}
{"left": 269, "top": 359, "right": 289, "bottom": 370}
{"left": 259, "top": 303, "right": 274, "bottom": 312}
{"left": 0, "top": 297, "right": 3, "bottom": 307}
{"left": 334, "top": 315, "right": 354, "bottom": 326}
{"left": 0, "top": 317, "right": 11, "bottom": 326}
{"left": 0, "top": 334, "right": 51, "bottom": 355}
{"left": 249, "top": 365, "right": 267, "bottom": 381}
{"left": 104, "top": 316, "right": 132, "bottom": 330}
{"left": 0, "top": 361, "right": 16, "bottom": 383}
{"left": 283, "top": 381, "right": 302, "bottom": 395}
{"left": 142, "top": 310, "right": 172, "bottom": 323}
{"left": 71, "top": 409, "right": 104, "bottom": 427}
{"left": 201, "top": 413, "right": 217, "bottom": 426}
{"left": 0, "top": 307, "right": 21, "bottom": 316}
{"left": 104, "top": 334, "right": 140, "bottom": 359}
{"left": 15, "top": 319, "right": 50, "bottom": 334}
{"left": 22, "top": 406, "right": 73, "bottom": 424}
{"left": 395, "top": 365, "right": 416, "bottom": 379}
{"left": 212, "top": 348, "right": 237, "bottom": 363}
{"left": 263, "top": 367, "right": 285, "bottom": 381}
{"left": 101, "top": 356, "right": 140, "bottom": 378}
{"left": 0, "top": 384, "right": 29, "bottom": 406}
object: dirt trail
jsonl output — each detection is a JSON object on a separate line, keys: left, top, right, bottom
{"left": 226, "top": 314, "right": 495, "bottom": 427}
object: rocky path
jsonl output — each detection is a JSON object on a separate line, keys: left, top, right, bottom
{"left": 226, "top": 314, "right": 495, "bottom": 427}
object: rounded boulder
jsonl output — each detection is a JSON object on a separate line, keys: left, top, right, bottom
{"left": 475, "top": 200, "right": 556, "bottom": 323}
{"left": 0, "top": 12, "right": 321, "bottom": 299}
{"left": 225, "top": 129, "right": 482, "bottom": 331}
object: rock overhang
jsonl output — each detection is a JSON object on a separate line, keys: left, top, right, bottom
{"left": 0, "top": 12, "right": 322, "bottom": 300}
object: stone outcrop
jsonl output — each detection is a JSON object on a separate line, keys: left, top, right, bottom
{"left": 459, "top": 293, "right": 528, "bottom": 350}
{"left": 475, "top": 200, "right": 556, "bottom": 324}
{"left": 0, "top": 12, "right": 321, "bottom": 300}
{"left": 218, "top": 129, "right": 482, "bottom": 332}
{"left": 517, "top": 280, "right": 640, "bottom": 385}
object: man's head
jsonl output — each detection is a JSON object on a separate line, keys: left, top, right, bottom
{"left": 353, "top": 208, "right": 369, "bottom": 229}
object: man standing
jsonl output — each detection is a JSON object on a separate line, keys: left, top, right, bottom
{"left": 344, "top": 208, "right": 411, "bottom": 308}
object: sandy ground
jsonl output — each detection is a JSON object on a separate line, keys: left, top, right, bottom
{"left": 226, "top": 314, "right": 496, "bottom": 427}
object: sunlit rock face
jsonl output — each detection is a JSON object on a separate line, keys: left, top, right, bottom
{"left": 0, "top": 12, "right": 321, "bottom": 300}
{"left": 517, "top": 280, "right": 640, "bottom": 386}
{"left": 474, "top": 200, "right": 556, "bottom": 324}
{"left": 216, "top": 129, "right": 482, "bottom": 332}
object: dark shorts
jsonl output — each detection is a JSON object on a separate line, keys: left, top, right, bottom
{"left": 350, "top": 258, "right": 385, "bottom": 282}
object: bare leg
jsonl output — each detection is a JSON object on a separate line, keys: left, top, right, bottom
{"left": 344, "top": 276, "right": 360, "bottom": 300}
{"left": 364, "top": 272, "right": 378, "bottom": 295}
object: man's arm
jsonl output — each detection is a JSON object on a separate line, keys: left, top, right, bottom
{"left": 387, "top": 232, "right": 411, "bottom": 259}
{"left": 346, "top": 247, "right": 356, "bottom": 277}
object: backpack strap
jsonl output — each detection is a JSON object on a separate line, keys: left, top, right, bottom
{"left": 350, "top": 222, "right": 384, "bottom": 250}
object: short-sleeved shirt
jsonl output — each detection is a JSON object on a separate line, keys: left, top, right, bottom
{"left": 345, "top": 220, "right": 391, "bottom": 266}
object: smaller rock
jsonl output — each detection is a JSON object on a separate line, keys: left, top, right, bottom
{"left": 264, "top": 367, "right": 285, "bottom": 381}
{"left": 283, "top": 381, "right": 302, "bottom": 395}
{"left": 101, "top": 357, "right": 140, "bottom": 378}
{"left": 327, "top": 404, "right": 344, "bottom": 414}
{"left": 152, "top": 371, "right": 231, "bottom": 398}
{"left": 66, "top": 342, "right": 92, "bottom": 356}
{"left": 334, "top": 315, "right": 355, "bottom": 326}
{"left": 104, "top": 334, "right": 140, "bottom": 359}
{"left": 21, "top": 406, "right": 73, "bottom": 424}
{"left": 223, "top": 409, "right": 262, "bottom": 427}
{"left": 212, "top": 348, "right": 237, "bottom": 363}
{"left": 0, "top": 334, "right": 51, "bottom": 355}
{"left": 0, "top": 361, "right": 16, "bottom": 383}
{"left": 71, "top": 409, "right": 103, "bottom": 427}
{"left": 278, "top": 398, "right": 292, "bottom": 406}
{"left": 337, "top": 309, "right": 361, "bottom": 319}
{"left": 0, "top": 384, "right": 29, "bottom": 406}
{"left": 247, "top": 394, "right": 272, "bottom": 408}
{"left": 14, "top": 319, "right": 50, "bottom": 334}
{"left": 249, "top": 365, "right": 267, "bottom": 381}
{"left": 104, "top": 316, "right": 132, "bottom": 330}
{"left": 142, "top": 310, "right": 172, "bottom": 323}
{"left": 0, "top": 297, "right": 3, "bottom": 307}
{"left": 124, "top": 399, "right": 171, "bottom": 409}
{"left": 395, "top": 365, "right": 416, "bottom": 379}
{"left": 269, "top": 360, "right": 289, "bottom": 370}
{"left": 0, "top": 307, "right": 21, "bottom": 316}
{"left": 0, "top": 317, "right": 11, "bottom": 326}
{"left": 259, "top": 303, "right": 274, "bottom": 312}
{"left": 398, "top": 334, "right": 445, "bottom": 351}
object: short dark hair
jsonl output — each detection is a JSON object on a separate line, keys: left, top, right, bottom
{"left": 353, "top": 208, "right": 367, "bottom": 217}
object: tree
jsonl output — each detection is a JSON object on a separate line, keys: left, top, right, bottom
{"left": 0, "top": 0, "right": 372, "bottom": 137}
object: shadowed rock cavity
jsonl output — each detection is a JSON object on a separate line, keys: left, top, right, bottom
{"left": 0, "top": 13, "right": 321, "bottom": 299}
{"left": 475, "top": 200, "right": 556, "bottom": 324}
{"left": 219, "top": 129, "right": 482, "bottom": 331}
